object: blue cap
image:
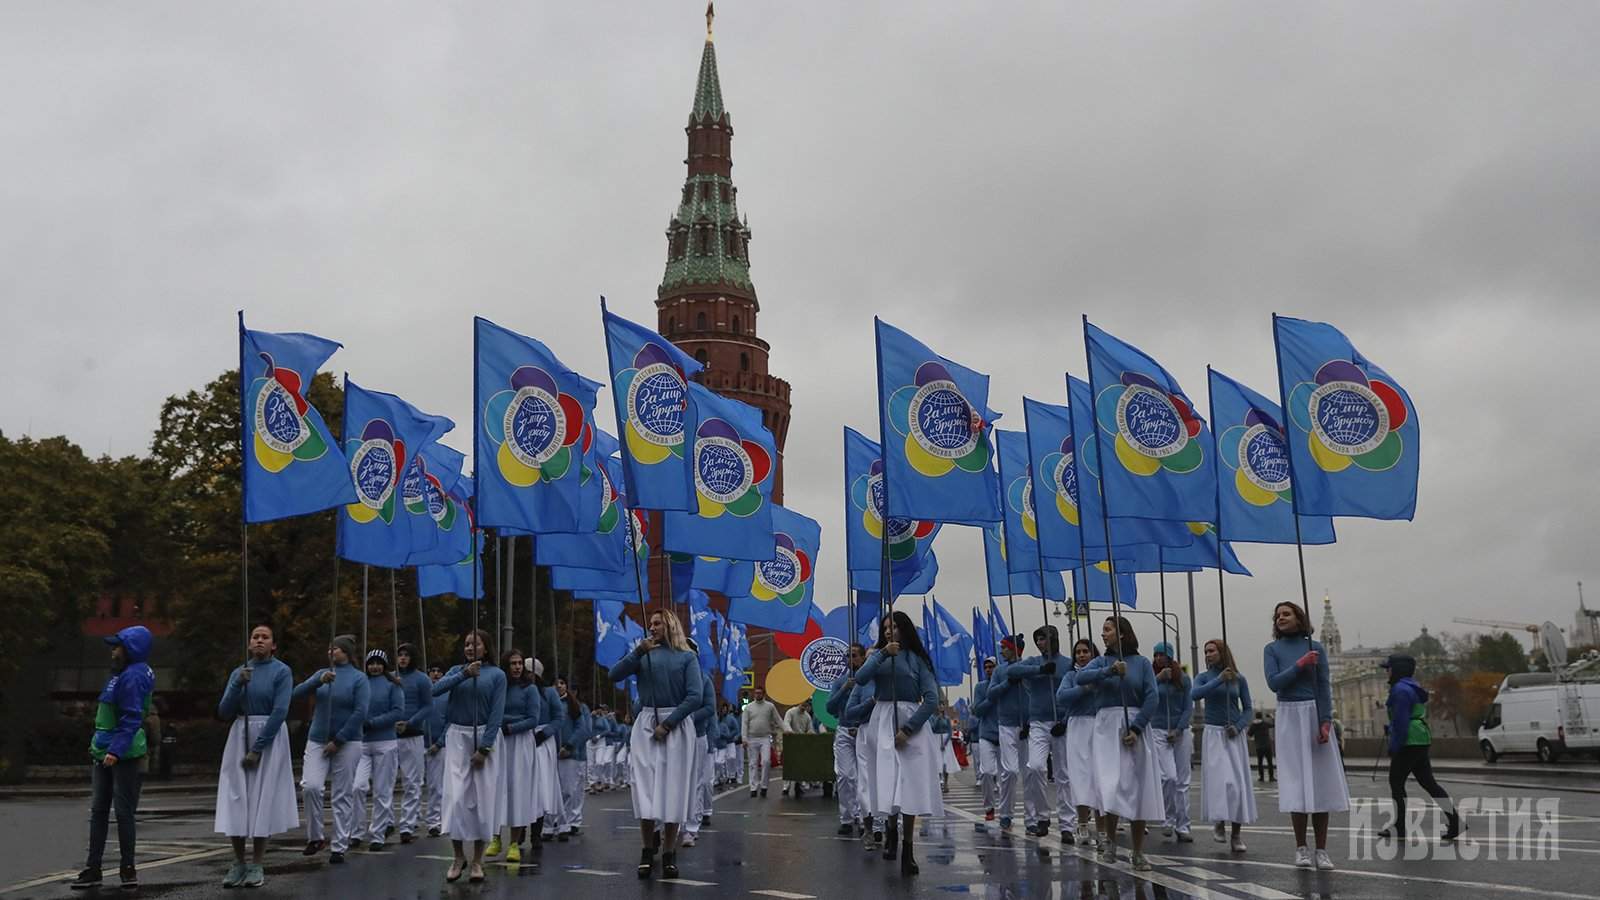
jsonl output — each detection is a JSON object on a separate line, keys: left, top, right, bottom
{"left": 1152, "top": 642, "right": 1175, "bottom": 658}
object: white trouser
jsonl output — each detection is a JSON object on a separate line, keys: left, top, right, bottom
{"left": 302, "top": 740, "right": 362, "bottom": 852}
{"left": 354, "top": 739, "right": 399, "bottom": 844}
{"left": 423, "top": 745, "right": 445, "bottom": 830}
{"left": 977, "top": 739, "right": 999, "bottom": 809}
{"left": 834, "top": 728, "right": 860, "bottom": 824}
{"left": 1153, "top": 726, "right": 1194, "bottom": 834}
{"left": 557, "top": 759, "right": 584, "bottom": 830}
{"left": 686, "top": 735, "right": 712, "bottom": 833}
{"left": 1025, "top": 722, "right": 1076, "bottom": 830}
{"left": 395, "top": 737, "right": 425, "bottom": 835}
{"left": 747, "top": 736, "right": 773, "bottom": 790}
{"left": 997, "top": 725, "right": 1027, "bottom": 823}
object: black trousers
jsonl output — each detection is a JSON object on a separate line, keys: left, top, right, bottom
{"left": 1388, "top": 745, "right": 1450, "bottom": 836}
{"left": 87, "top": 758, "right": 143, "bottom": 871}
{"left": 1254, "top": 748, "right": 1275, "bottom": 780}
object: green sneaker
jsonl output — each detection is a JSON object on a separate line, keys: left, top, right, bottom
{"left": 241, "top": 864, "right": 265, "bottom": 888}
{"left": 222, "top": 863, "right": 247, "bottom": 888}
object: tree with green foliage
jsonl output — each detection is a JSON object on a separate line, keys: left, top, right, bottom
{"left": 1471, "top": 632, "right": 1529, "bottom": 676}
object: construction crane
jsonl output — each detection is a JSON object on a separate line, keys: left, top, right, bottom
{"left": 1451, "top": 617, "right": 1543, "bottom": 635}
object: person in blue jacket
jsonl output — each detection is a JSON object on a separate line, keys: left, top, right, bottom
{"left": 422, "top": 664, "right": 449, "bottom": 837}
{"left": 1054, "top": 637, "right": 1102, "bottom": 847}
{"left": 1075, "top": 616, "right": 1161, "bottom": 871}
{"left": 844, "top": 663, "right": 880, "bottom": 847}
{"left": 213, "top": 623, "right": 296, "bottom": 889}
{"left": 532, "top": 661, "right": 563, "bottom": 843}
{"left": 969, "top": 657, "right": 1000, "bottom": 826}
{"left": 717, "top": 702, "right": 742, "bottom": 787}
{"left": 391, "top": 643, "right": 433, "bottom": 844}
{"left": 1263, "top": 601, "right": 1347, "bottom": 870}
{"left": 1148, "top": 641, "right": 1195, "bottom": 842}
{"left": 552, "top": 676, "right": 591, "bottom": 840}
{"left": 606, "top": 609, "right": 704, "bottom": 880}
{"left": 69, "top": 625, "right": 156, "bottom": 893}
{"left": 853, "top": 611, "right": 940, "bottom": 877}
{"left": 986, "top": 636, "right": 1028, "bottom": 833}
{"left": 487, "top": 650, "right": 538, "bottom": 863}
{"left": 354, "top": 650, "right": 405, "bottom": 852}
{"left": 1191, "top": 638, "right": 1256, "bottom": 852}
{"left": 431, "top": 628, "right": 507, "bottom": 884}
{"left": 1007, "top": 625, "right": 1073, "bottom": 840}
{"left": 682, "top": 668, "right": 718, "bottom": 845}
{"left": 1376, "top": 654, "right": 1462, "bottom": 843}
{"left": 291, "top": 634, "right": 369, "bottom": 864}
{"left": 825, "top": 643, "right": 868, "bottom": 836}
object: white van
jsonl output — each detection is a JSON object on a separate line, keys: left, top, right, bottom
{"left": 1478, "top": 672, "right": 1600, "bottom": 763}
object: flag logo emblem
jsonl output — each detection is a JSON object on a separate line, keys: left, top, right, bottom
{"left": 484, "top": 366, "right": 586, "bottom": 488}
{"left": 1097, "top": 373, "right": 1204, "bottom": 476}
{"left": 799, "top": 637, "right": 850, "bottom": 689}
{"left": 1288, "top": 360, "right": 1407, "bottom": 473}
{"left": 595, "top": 465, "right": 620, "bottom": 534}
{"left": 620, "top": 342, "right": 690, "bottom": 460}
{"left": 852, "top": 458, "right": 936, "bottom": 559}
{"left": 1219, "top": 405, "right": 1294, "bottom": 505}
{"left": 346, "top": 419, "right": 404, "bottom": 524}
{"left": 1006, "top": 473, "right": 1037, "bottom": 540}
{"left": 887, "top": 362, "right": 990, "bottom": 477}
{"left": 248, "top": 354, "right": 329, "bottom": 471}
{"left": 752, "top": 532, "right": 810, "bottom": 606}
{"left": 691, "top": 415, "right": 769, "bottom": 517}
{"left": 1042, "top": 438, "right": 1081, "bottom": 526}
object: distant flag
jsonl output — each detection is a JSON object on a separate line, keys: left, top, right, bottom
{"left": 238, "top": 313, "right": 357, "bottom": 523}
{"left": 594, "top": 599, "right": 632, "bottom": 669}
{"left": 996, "top": 429, "right": 1046, "bottom": 575}
{"left": 727, "top": 505, "right": 821, "bottom": 633}
{"left": 843, "top": 427, "right": 940, "bottom": 597}
{"left": 404, "top": 442, "right": 470, "bottom": 567}
{"left": 1208, "top": 367, "right": 1338, "bottom": 544}
{"left": 601, "top": 301, "right": 703, "bottom": 512}
{"left": 982, "top": 523, "right": 1065, "bottom": 600}
{"left": 688, "top": 590, "right": 719, "bottom": 672}
{"left": 875, "top": 319, "right": 1001, "bottom": 525}
{"left": 1022, "top": 398, "right": 1083, "bottom": 570}
{"left": 474, "top": 317, "right": 601, "bottom": 535}
{"left": 1272, "top": 316, "right": 1420, "bottom": 520}
{"left": 535, "top": 451, "right": 630, "bottom": 573}
{"left": 664, "top": 384, "right": 776, "bottom": 560}
{"left": 1083, "top": 320, "right": 1218, "bottom": 524}
{"left": 417, "top": 480, "right": 482, "bottom": 600}
{"left": 930, "top": 600, "right": 974, "bottom": 686}
{"left": 336, "top": 379, "right": 453, "bottom": 568}
{"left": 972, "top": 607, "right": 993, "bottom": 659}
{"left": 1071, "top": 564, "right": 1138, "bottom": 607}
{"left": 989, "top": 597, "right": 1011, "bottom": 643}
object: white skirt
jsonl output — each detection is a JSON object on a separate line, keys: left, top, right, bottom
{"left": 1275, "top": 699, "right": 1350, "bottom": 814}
{"left": 214, "top": 717, "right": 299, "bottom": 837}
{"left": 1091, "top": 707, "right": 1164, "bottom": 822}
{"left": 442, "top": 724, "right": 506, "bottom": 841}
{"left": 630, "top": 708, "right": 696, "bottom": 824}
{"left": 502, "top": 731, "right": 536, "bottom": 825}
{"left": 1066, "top": 715, "right": 1098, "bottom": 812}
{"left": 1201, "top": 725, "right": 1259, "bottom": 824}
{"left": 533, "top": 736, "right": 561, "bottom": 820}
{"left": 855, "top": 719, "right": 878, "bottom": 818}
{"left": 940, "top": 737, "right": 959, "bottom": 773}
{"left": 869, "top": 701, "right": 943, "bottom": 818}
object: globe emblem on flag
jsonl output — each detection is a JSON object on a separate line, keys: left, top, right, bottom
{"left": 1288, "top": 360, "right": 1407, "bottom": 474}
{"left": 628, "top": 363, "right": 687, "bottom": 446}
{"left": 1239, "top": 424, "right": 1292, "bottom": 493}
{"left": 401, "top": 458, "right": 428, "bottom": 514}
{"left": 799, "top": 637, "right": 850, "bottom": 690}
{"left": 1042, "top": 437, "right": 1081, "bottom": 526}
{"left": 1097, "top": 373, "right": 1205, "bottom": 477}
{"left": 1007, "top": 475, "right": 1038, "bottom": 540}
{"left": 424, "top": 475, "right": 453, "bottom": 525}
{"left": 248, "top": 354, "right": 330, "bottom": 473}
{"left": 1115, "top": 385, "right": 1186, "bottom": 457}
{"left": 484, "top": 366, "right": 586, "bottom": 488}
{"left": 691, "top": 416, "right": 769, "bottom": 518}
{"left": 752, "top": 532, "right": 811, "bottom": 607}
{"left": 505, "top": 385, "right": 566, "bottom": 467}
{"left": 887, "top": 362, "right": 990, "bottom": 478}
{"left": 867, "top": 471, "right": 916, "bottom": 543}
{"left": 595, "top": 466, "right": 620, "bottom": 535}
{"left": 344, "top": 418, "right": 405, "bottom": 525}
{"left": 256, "top": 378, "right": 309, "bottom": 455}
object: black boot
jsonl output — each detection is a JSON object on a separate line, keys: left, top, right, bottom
{"left": 900, "top": 842, "right": 918, "bottom": 877}
{"left": 661, "top": 852, "right": 679, "bottom": 879}
{"left": 637, "top": 846, "right": 656, "bottom": 879}
{"left": 882, "top": 819, "right": 899, "bottom": 861}
{"left": 1377, "top": 798, "right": 1405, "bottom": 841}
{"left": 1442, "top": 811, "right": 1465, "bottom": 842}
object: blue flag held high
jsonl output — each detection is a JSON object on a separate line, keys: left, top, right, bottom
{"left": 1083, "top": 320, "right": 1218, "bottom": 525}
{"left": 1021, "top": 398, "right": 1086, "bottom": 571}
{"left": 474, "top": 317, "right": 602, "bottom": 535}
{"left": 594, "top": 599, "right": 632, "bottom": 669}
{"left": 982, "top": 523, "right": 1065, "bottom": 601}
{"left": 1067, "top": 375, "right": 1197, "bottom": 552}
{"left": 239, "top": 314, "right": 357, "bottom": 523}
{"left": 844, "top": 427, "right": 941, "bottom": 598}
{"left": 972, "top": 607, "right": 994, "bottom": 660}
{"left": 664, "top": 384, "right": 776, "bottom": 560}
{"left": 1071, "top": 564, "right": 1138, "bottom": 607}
{"left": 1207, "top": 368, "right": 1337, "bottom": 545}
{"left": 989, "top": 597, "right": 1011, "bottom": 644}
{"left": 996, "top": 429, "right": 1047, "bottom": 576}
{"left": 1158, "top": 523, "right": 1251, "bottom": 575}
{"left": 417, "top": 480, "right": 482, "bottom": 600}
{"left": 875, "top": 319, "right": 1001, "bottom": 525}
{"left": 404, "top": 443, "right": 471, "bottom": 566}
{"left": 727, "top": 505, "right": 822, "bottom": 633}
{"left": 1272, "top": 316, "right": 1420, "bottom": 521}
{"left": 336, "top": 379, "right": 454, "bottom": 568}
{"left": 549, "top": 516, "right": 649, "bottom": 601}
{"left": 601, "top": 301, "right": 703, "bottom": 512}
{"left": 535, "top": 451, "right": 629, "bottom": 573}
{"left": 930, "top": 600, "right": 974, "bottom": 686}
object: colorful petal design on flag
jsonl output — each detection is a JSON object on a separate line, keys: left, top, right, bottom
{"left": 691, "top": 415, "right": 770, "bottom": 519}
{"left": 1039, "top": 434, "right": 1080, "bottom": 527}
{"left": 615, "top": 343, "right": 690, "bottom": 465}
{"left": 482, "top": 365, "right": 584, "bottom": 488}
{"left": 1287, "top": 360, "right": 1408, "bottom": 474}
{"left": 887, "top": 361, "right": 990, "bottom": 477}
{"left": 1095, "top": 372, "right": 1205, "bottom": 477}
{"left": 1006, "top": 470, "right": 1037, "bottom": 541}
{"left": 344, "top": 419, "right": 405, "bottom": 526}
{"left": 750, "top": 530, "right": 812, "bottom": 607}
{"left": 849, "top": 457, "right": 936, "bottom": 563}
{"left": 594, "top": 461, "right": 621, "bottom": 535}
{"left": 1218, "top": 406, "right": 1294, "bottom": 507}
{"left": 248, "top": 355, "right": 329, "bottom": 473}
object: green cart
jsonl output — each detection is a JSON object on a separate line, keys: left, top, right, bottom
{"left": 778, "top": 732, "right": 836, "bottom": 797}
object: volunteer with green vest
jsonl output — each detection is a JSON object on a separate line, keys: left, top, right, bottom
{"left": 69, "top": 625, "right": 155, "bottom": 893}
{"left": 1376, "top": 654, "right": 1463, "bottom": 842}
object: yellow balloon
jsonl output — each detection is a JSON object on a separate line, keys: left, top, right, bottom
{"left": 764, "top": 658, "right": 813, "bottom": 706}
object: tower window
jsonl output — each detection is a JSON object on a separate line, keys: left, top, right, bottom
{"left": 740, "top": 352, "right": 749, "bottom": 372}
{"left": 695, "top": 349, "right": 708, "bottom": 365}
{"left": 731, "top": 315, "right": 740, "bottom": 334}
{"left": 696, "top": 312, "right": 707, "bottom": 330}
{"left": 720, "top": 184, "right": 730, "bottom": 202}
{"left": 668, "top": 316, "right": 676, "bottom": 333}
{"left": 697, "top": 228, "right": 709, "bottom": 255}
{"left": 701, "top": 182, "right": 713, "bottom": 200}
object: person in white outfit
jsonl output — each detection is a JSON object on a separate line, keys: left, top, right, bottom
{"left": 1191, "top": 639, "right": 1256, "bottom": 853}
{"left": 391, "top": 643, "right": 433, "bottom": 845}
{"left": 291, "top": 634, "right": 369, "bottom": 865}
{"left": 1148, "top": 641, "right": 1194, "bottom": 843}
{"left": 782, "top": 701, "right": 814, "bottom": 797}
{"left": 824, "top": 644, "right": 868, "bottom": 835}
{"left": 1006, "top": 625, "right": 1075, "bottom": 841}
{"left": 986, "top": 636, "right": 1028, "bottom": 832}
{"left": 352, "top": 650, "right": 403, "bottom": 852}
{"left": 741, "top": 688, "right": 783, "bottom": 798}
{"left": 1263, "top": 601, "right": 1348, "bottom": 871}
{"left": 214, "top": 624, "right": 298, "bottom": 889}
{"left": 1074, "top": 616, "right": 1163, "bottom": 872}
{"left": 422, "top": 665, "right": 447, "bottom": 837}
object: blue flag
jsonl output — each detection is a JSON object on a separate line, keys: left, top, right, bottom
{"left": 973, "top": 607, "right": 994, "bottom": 661}
{"left": 404, "top": 443, "right": 471, "bottom": 566}
{"left": 238, "top": 314, "right": 357, "bottom": 523}
{"left": 850, "top": 551, "right": 940, "bottom": 600}
{"left": 982, "top": 523, "right": 1064, "bottom": 600}
{"left": 930, "top": 600, "right": 974, "bottom": 686}
{"left": 1067, "top": 376, "right": 1196, "bottom": 551}
{"left": 875, "top": 319, "right": 1001, "bottom": 525}
{"left": 1207, "top": 368, "right": 1337, "bottom": 545}
{"left": 989, "top": 597, "right": 1011, "bottom": 644}
{"left": 1022, "top": 399, "right": 1085, "bottom": 570}
{"left": 1273, "top": 316, "right": 1420, "bottom": 520}
{"left": 687, "top": 591, "right": 719, "bottom": 672}
{"left": 727, "top": 505, "right": 821, "bottom": 633}
{"left": 997, "top": 429, "right": 1046, "bottom": 575}
{"left": 844, "top": 427, "right": 941, "bottom": 597}
{"left": 594, "top": 599, "right": 632, "bottom": 669}
{"left": 536, "top": 452, "right": 629, "bottom": 573}
{"left": 664, "top": 384, "right": 776, "bottom": 560}
{"left": 474, "top": 317, "right": 602, "bottom": 535}
{"left": 1158, "top": 524, "right": 1251, "bottom": 576}
{"left": 1071, "top": 564, "right": 1138, "bottom": 607}
{"left": 1083, "top": 320, "right": 1218, "bottom": 524}
{"left": 602, "top": 301, "right": 703, "bottom": 512}
{"left": 337, "top": 379, "right": 454, "bottom": 567}
{"left": 417, "top": 479, "right": 483, "bottom": 599}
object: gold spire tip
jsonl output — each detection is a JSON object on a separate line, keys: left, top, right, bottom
{"left": 706, "top": 2, "right": 715, "bottom": 40}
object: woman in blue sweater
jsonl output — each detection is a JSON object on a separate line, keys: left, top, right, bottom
{"left": 1191, "top": 639, "right": 1256, "bottom": 852}
{"left": 1053, "top": 637, "right": 1101, "bottom": 848}
{"left": 431, "top": 628, "right": 507, "bottom": 884}
{"left": 853, "top": 610, "right": 940, "bottom": 877}
{"left": 606, "top": 609, "right": 703, "bottom": 880}
{"left": 1263, "top": 601, "right": 1348, "bottom": 870}
{"left": 291, "top": 634, "right": 369, "bottom": 864}
{"left": 487, "top": 650, "right": 537, "bottom": 864}
{"left": 1075, "top": 616, "right": 1161, "bottom": 871}
{"left": 214, "top": 623, "right": 297, "bottom": 888}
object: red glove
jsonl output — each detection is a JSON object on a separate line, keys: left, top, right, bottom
{"left": 1295, "top": 650, "right": 1320, "bottom": 670}
{"left": 1318, "top": 721, "right": 1331, "bottom": 744}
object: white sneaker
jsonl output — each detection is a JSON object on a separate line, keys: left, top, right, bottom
{"left": 680, "top": 832, "right": 697, "bottom": 848}
{"left": 1294, "top": 846, "right": 1313, "bottom": 868}
{"left": 1230, "top": 837, "right": 1248, "bottom": 853}
{"left": 1315, "top": 849, "right": 1335, "bottom": 870}
{"left": 1213, "top": 823, "right": 1228, "bottom": 843}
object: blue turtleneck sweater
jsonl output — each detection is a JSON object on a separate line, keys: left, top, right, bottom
{"left": 293, "top": 662, "right": 370, "bottom": 745}
{"left": 217, "top": 657, "right": 293, "bottom": 754}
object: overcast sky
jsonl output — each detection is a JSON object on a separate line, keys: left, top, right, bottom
{"left": 4, "top": 2, "right": 1598, "bottom": 699}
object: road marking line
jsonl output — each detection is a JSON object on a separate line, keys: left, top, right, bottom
{"left": 567, "top": 868, "right": 621, "bottom": 876}
{"left": 1185, "top": 854, "right": 1600, "bottom": 900}
{"left": 1168, "top": 865, "right": 1227, "bottom": 879}
{"left": 750, "top": 891, "right": 816, "bottom": 899}
{"left": 1, "top": 847, "right": 232, "bottom": 895}
{"left": 659, "top": 878, "right": 718, "bottom": 886}
{"left": 747, "top": 831, "right": 792, "bottom": 837}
